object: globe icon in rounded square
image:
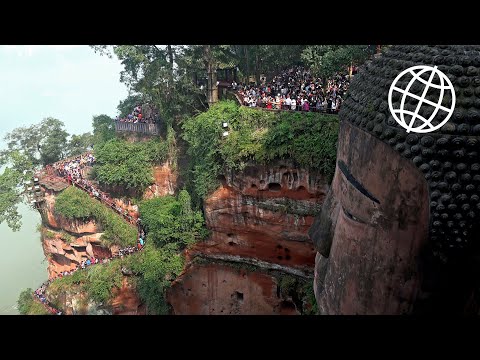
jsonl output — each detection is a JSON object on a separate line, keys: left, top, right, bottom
{"left": 388, "top": 65, "right": 456, "bottom": 134}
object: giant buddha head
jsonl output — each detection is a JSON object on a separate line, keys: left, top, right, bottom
{"left": 308, "top": 45, "right": 480, "bottom": 314}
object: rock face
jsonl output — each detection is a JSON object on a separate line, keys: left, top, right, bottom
{"left": 143, "top": 162, "right": 177, "bottom": 199}
{"left": 46, "top": 277, "right": 145, "bottom": 315}
{"left": 98, "top": 161, "right": 177, "bottom": 202}
{"left": 168, "top": 160, "right": 329, "bottom": 314}
{"left": 39, "top": 190, "right": 116, "bottom": 280}
{"left": 42, "top": 191, "right": 99, "bottom": 235}
{"left": 167, "top": 261, "right": 300, "bottom": 315}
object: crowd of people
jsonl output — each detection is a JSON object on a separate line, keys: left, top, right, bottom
{"left": 48, "top": 152, "right": 139, "bottom": 226}
{"left": 33, "top": 227, "right": 146, "bottom": 315}
{"left": 34, "top": 159, "right": 146, "bottom": 315}
{"left": 115, "top": 103, "right": 159, "bottom": 124}
{"left": 237, "top": 66, "right": 350, "bottom": 113}
{"left": 34, "top": 282, "right": 62, "bottom": 315}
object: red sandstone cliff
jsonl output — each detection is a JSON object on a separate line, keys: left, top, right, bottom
{"left": 37, "top": 156, "right": 326, "bottom": 315}
{"left": 167, "top": 160, "right": 328, "bottom": 315}
{"left": 45, "top": 277, "right": 145, "bottom": 315}
{"left": 39, "top": 190, "right": 121, "bottom": 279}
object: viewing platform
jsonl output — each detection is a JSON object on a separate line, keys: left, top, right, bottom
{"left": 114, "top": 121, "right": 160, "bottom": 136}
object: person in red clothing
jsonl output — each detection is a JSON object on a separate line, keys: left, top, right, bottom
{"left": 266, "top": 98, "right": 273, "bottom": 109}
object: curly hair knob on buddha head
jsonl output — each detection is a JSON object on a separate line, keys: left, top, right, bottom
{"left": 341, "top": 45, "right": 480, "bottom": 260}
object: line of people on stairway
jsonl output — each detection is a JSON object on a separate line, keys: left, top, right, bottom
{"left": 50, "top": 153, "right": 139, "bottom": 226}
{"left": 33, "top": 226, "right": 147, "bottom": 315}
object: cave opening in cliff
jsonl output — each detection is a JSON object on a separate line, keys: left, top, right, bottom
{"left": 235, "top": 291, "right": 244, "bottom": 301}
{"left": 268, "top": 183, "right": 282, "bottom": 191}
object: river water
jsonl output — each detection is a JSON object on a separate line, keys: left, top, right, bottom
{"left": 0, "top": 203, "right": 47, "bottom": 314}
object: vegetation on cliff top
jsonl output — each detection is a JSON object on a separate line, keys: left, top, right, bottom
{"left": 17, "top": 288, "right": 49, "bottom": 315}
{"left": 47, "top": 260, "right": 122, "bottom": 306}
{"left": 93, "top": 137, "right": 169, "bottom": 193}
{"left": 124, "top": 242, "right": 185, "bottom": 314}
{"left": 54, "top": 186, "right": 137, "bottom": 247}
{"left": 139, "top": 190, "right": 208, "bottom": 248}
{"left": 182, "top": 100, "right": 339, "bottom": 200}
{"left": 47, "top": 189, "right": 203, "bottom": 315}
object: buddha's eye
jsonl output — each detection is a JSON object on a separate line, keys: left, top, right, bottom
{"left": 342, "top": 206, "right": 365, "bottom": 224}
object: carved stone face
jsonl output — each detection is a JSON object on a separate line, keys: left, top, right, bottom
{"left": 309, "top": 45, "right": 480, "bottom": 314}
{"left": 310, "top": 121, "right": 430, "bottom": 314}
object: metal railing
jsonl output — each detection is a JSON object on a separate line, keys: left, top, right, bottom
{"left": 114, "top": 121, "right": 160, "bottom": 135}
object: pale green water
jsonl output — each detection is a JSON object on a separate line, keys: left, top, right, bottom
{"left": 0, "top": 203, "right": 47, "bottom": 314}
{"left": 0, "top": 45, "right": 128, "bottom": 314}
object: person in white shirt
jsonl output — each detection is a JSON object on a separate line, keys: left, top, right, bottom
{"left": 291, "top": 98, "right": 296, "bottom": 111}
{"left": 285, "top": 96, "right": 292, "bottom": 109}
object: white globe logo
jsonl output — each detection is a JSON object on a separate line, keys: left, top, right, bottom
{"left": 388, "top": 65, "right": 456, "bottom": 134}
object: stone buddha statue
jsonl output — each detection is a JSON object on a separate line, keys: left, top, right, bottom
{"left": 308, "top": 45, "right": 480, "bottom": 314}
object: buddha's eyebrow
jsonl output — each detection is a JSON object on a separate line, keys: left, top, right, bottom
{"left": 337, "top": 160, "right": 380, "bottom": 204}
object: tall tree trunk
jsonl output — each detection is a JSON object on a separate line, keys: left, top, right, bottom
{"left": 255, "top": 48, "right": 261, "bottom": 85}
{"left": 205, "top": 45, "right": 218, "bottom": 107}
{"left": 245, "top": 46, "right": 250, "bottom": 84}
{"left": 167, "top": 45, "right": 175, "bottom": 118}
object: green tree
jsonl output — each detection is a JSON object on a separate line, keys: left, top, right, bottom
{"left": 93, "top": 138, "right": 168, "bottom": 193}
{"left": 17, "top": 288, "right": 49, "bottom": 315}
{"left": 92, "top": 114, "right": 116, "bottom": 147}
{"left": 116, "top": 95, "right": 143, "bottom": 118}
{"left": 139, "top": 190, "right": 207, "bottom": 248}
{"left": 0, "top": 151, "right": 34, "bottom": 231}
{"left": 91, "top": 45, "right": 238, "bottom": 124}
{"left": 66, "top": 132, "right": 94, "bottom": 157}
{"left": 125, "top": 243, "right": 185, "bottom": 314}
{"left": 1, "top": 117, "right": 69, "bottom": 167}
{"left": 301, "top": 45, "right": 375, "bottom": 85}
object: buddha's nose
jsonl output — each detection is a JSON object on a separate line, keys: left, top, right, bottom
{"left": 309, "top": 189, "right": 338, "bottom": 257}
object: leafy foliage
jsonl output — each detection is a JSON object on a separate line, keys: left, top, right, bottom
{"left": 46, "top": 242, "right": 185, "bottom": 315}
{"left": 47, "top": 260, "right": 121, "bottom": 305}
{"left": 17, "top": 288, "right": 49, "bottom": 315}
{"left": 231, "top": 45, "right": 306, "bottom": 83}
{"left": 182, "top": 101, "right": 339, "bottom": 200}
{"left": 66, "top": 132, "right": 94, "bottom": 158}
{"left": 1, "top": 117, "right": 69, "bottom": 167}
{"left": 302, "top": 45, "right": 375, "bottom": 81}
{"left": 0, "top": 117, "right": 95, "bottom": 231}
{"left": 92, "top": 114, "right": 116, "bottom": 147}
{"left": 0, "top": 164, "right": 29, "bottom": 231}
{"left": 86, "top": 261, "right": 123, "bottom": 304}
{"left": 139, "top": 190, "right": 208, "bottom": 248}
{"left": 55, "top": 186, "right": 137, "bottom": 247}
{"left": 117, "top": 94, "right": 143, "bottom": 118}
{"left": 93, "top": 138, "right": 168, "bottom": 192}
{"left": 124, "top": 243, "right": 184, "bottom": 314}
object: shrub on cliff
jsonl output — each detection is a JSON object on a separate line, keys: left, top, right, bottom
{"left": 93, "top": 138, "right": 168, "bottom": 192}
{"left": 55, "top": 186, "right": 137, "bottom": 247}
{"left": 139, "top": 190, "right": 208, "bottom": 248}
{"left": 47, "top": 260, "right": 123, "bottom": 307}
{"left": 182, "top": 100, "right": 339, "bottom": 200}
{"left": 17, "top": 289, "right": 49, "bottom": 315}
{"left": 46, "top": 243, "right": 184, "bottom": 315}
{"left": 124, "top": 242, "right": 185, "bottom": 314}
